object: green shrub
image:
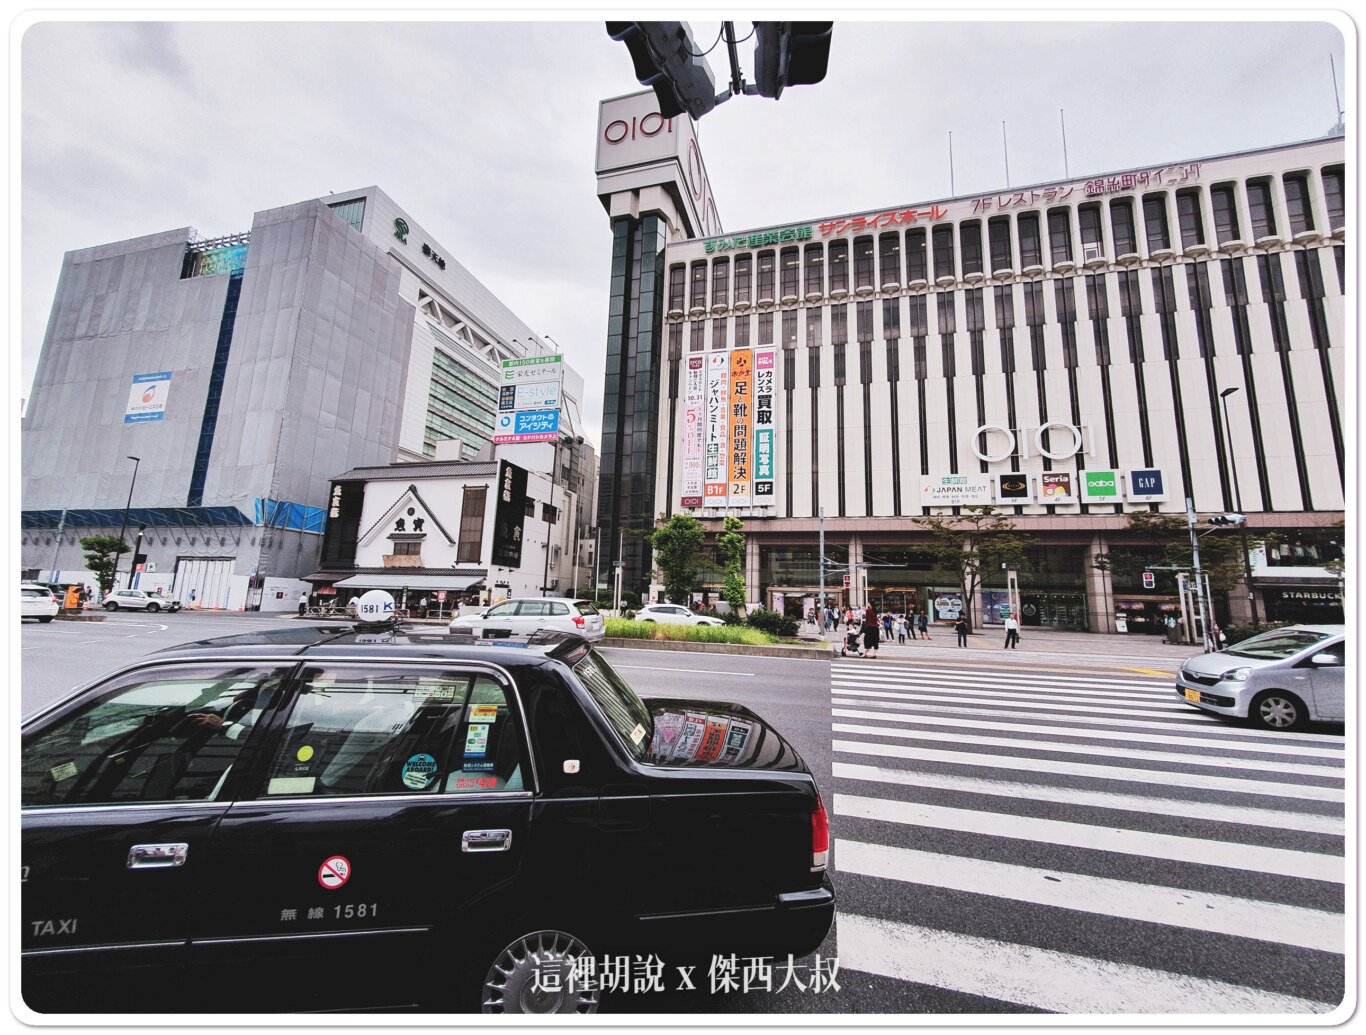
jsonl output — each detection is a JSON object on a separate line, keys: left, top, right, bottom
{"left": 744, "top": 607, "right": 799, "bottom": 638}
{"left": 604, "top": 618, "right": 775, "bottom": 645}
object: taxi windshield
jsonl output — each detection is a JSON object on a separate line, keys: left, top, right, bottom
{"left": 572, "top": 650, "right": 652, "bottom": 760}
{"left": 1225, "top": 629, "right": 1333, "bottom": 660}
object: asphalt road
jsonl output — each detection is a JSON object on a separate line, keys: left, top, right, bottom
{"left": 19, "top": 613, "right": 1347, "bottom": 1017}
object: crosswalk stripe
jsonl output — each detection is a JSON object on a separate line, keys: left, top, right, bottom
{"left": 837, "top": 839, "right": 1343, "bottom": 953}
{"left": 832, "top": 673, "right": 1177, "bottom": 700}
{"left": 836, "top": 914, "right": 1336, "bottom": 1014}
{"left": 832, "top": 707, "right": 1346, "bottom": 760}
{"left": 831, "top": 664, "right": 1172, "bottom": 689}
{"left": 832, "top": 720, "right": 1344, "bottom": 775}
{"left": 831, "top": 762, "right": 1343, "bottom": 835}
{"left": 832, "top": 683, "right": 1207, "bottom": 716}
{"left": 830, "top": 686, "right": 1344, "bottom": 745}
{"left": 835, "top": 793, "right": 1344, "bottom": 883}
{"left": 833, "top": 693, "right": 1229, "bottom": 725}
{"left": 833, "top": 739, "right": 1345, "bottom": 803}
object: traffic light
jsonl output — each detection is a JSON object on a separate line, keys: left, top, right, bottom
{"left": 1142, "top": 571, "right": 1156, "bottom": 589}
{"left": 606, "top": 22, "right": 719, "bottom": 119}
{"left": 1207, "top": 514, "right": 1247, "bottom": 526}
{"left": 753, "top": 21, "right": 834, "bottom": 99}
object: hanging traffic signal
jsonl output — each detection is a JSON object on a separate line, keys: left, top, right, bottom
{"left": 753, "top": 21, "right": 834, "bottom": 99}
{"left": 1142, "top": 571, "right": 1156, "bottom": 589}
{"left": 1207, "top": 514, "right": 1247, "bottom": 526}
{"left": 605, "top": 22, "right": 719, "bottom": 119}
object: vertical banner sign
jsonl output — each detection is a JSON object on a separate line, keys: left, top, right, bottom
{"left": 704, "top": 353, "right": 729, "bottom": 506}
{"left": 491, "top": 460, "right": 528, "bottom": 567}
{"left": 728, "top": 348, "right": 753, "bottom": 507}
{"left": 680, "top": 357, "right": 706, "bottom": 507}
{"left": 753, "top": 347, "right": 776, "bottom": 501}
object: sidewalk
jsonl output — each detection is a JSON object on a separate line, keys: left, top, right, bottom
{"left": 811, "top": 623, "right": 1204, "bottom": 665}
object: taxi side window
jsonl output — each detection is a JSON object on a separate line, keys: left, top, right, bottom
{"left": 484, "top": 602, "right": 517, "bottom": 618}
{"left": 443, "top": 678, "right": 526, "bottom": 794}
{"left": 518, "top": 601, "right": 549, "bottom": 617}
{"left": 21, "top": 667, "right": 283, "bottom": 807}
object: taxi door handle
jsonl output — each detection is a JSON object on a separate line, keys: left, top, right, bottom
{"left": 127, "top": 842, "right": 189, "bottom": 869}
{"left": 462, "top": 829, "right": 512, "bottom": 853}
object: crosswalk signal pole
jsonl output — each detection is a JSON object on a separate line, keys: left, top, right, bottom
{"left": 1186, "top": 498, "right": 1213, "bottom": 653}
{"left": 818, "top": 507, "right": 826, "bottom": 631}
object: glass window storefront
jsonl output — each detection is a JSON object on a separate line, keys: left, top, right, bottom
{"left": 760, "top": 544, "right": 850, "bottom": 616}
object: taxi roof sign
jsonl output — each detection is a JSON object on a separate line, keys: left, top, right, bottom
{"left": 355, "top": 589, "right": 397, "bottom": 625}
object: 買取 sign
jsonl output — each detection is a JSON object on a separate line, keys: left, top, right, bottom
{"left": 124, "top": 371, "right": 172, "bottom": 424}
{"left": 1081, "top": 469, "right": 1121, "bottom": 502}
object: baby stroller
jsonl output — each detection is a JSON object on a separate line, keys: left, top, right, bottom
{"left": 840, "top": 621, "right": 864, "bottom": 657}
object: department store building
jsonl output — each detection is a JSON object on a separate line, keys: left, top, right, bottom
{"left": 595, "top": 91, "right": 1345, "bottom": 631}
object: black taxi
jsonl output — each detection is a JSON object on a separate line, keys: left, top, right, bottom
{"left": 21, "top": 616, "right": 834, "bottom": 1015}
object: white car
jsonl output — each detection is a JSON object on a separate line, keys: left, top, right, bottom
{"left": 102, "top": 589, "right": 168, "bottom": 613}
{"left": 449, "top": 597, "right": 605, "bottom": 642}
{"left": 1175, "top": 624, "right": 1346, "bottom": 730}
{"left": 634, "top": 603, "right": 724, "bottom": 627}
{"left": 20, "top": 584, "right": 59, "bottom": 623}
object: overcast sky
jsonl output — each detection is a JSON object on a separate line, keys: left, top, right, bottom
{"left": 16, "top": 14, "right": 1349, "bottom": 451}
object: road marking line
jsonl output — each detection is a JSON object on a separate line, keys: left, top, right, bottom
{"left": 831, "top": 666, "right": 1171, "bottom": 690}
{"left": 610, "top": 664, "right": 753, "bottom": 677}
{"left": 832, "top": 762, "right": 1343, "bottom": 835}
{"left": 835, "top": 914, "right": 1336, "bottom": 1014}
{"left": 835, "top": 793, "right": 1344, "bottom": 883}
{"left": 1121, "top": 666, "right": 1176, "bottom": 677}
{"left": 832, "top": 706, "right": 1346, "bottom": 759}
{"left": 831, "top": 689, "right": 1212, "bottom": 720}
{"left": 832, "top": 740, "right": 1345, "bottom": 803}
{"left": 838, "top": 839, "right": 1343, "bottom": 953}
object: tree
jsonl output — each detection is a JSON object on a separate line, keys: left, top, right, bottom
{"left": 911, "top": 505, "right": 1032, "bottom": 631}
{"left": 79, "top": 534, "right": 129, "bottom": 594}
{"left": 1093, "top": 512, "right": 1272, "bottom": 593}
{"left": 717, "top": 515, "right": 747, "bottom": 615}
{"left": 649, "top": 514, "right": 705, "bottom": 605}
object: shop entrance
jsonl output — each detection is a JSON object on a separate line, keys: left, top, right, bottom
{"left": 1020, "top": 593, "right": 1087, "bottom": 630}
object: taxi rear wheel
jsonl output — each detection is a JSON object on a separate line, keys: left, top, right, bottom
{"left": 480, "top": 928, "right": 600, "bottom": 1014}
{"left": 1250, "top": 690, "right": 1307, "bottom": 731}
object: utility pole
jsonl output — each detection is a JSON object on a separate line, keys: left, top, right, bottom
{"left": 48, "top": 509, "right": 67, "bottom": 582}
{"left": 818, "top": 507, "right": 825, "bottom": 631}
{"left": 1218, "top": 386, "right": 1259, "bottom": 625}
{"left": 1186, "top": 497, "right": 1214, "bottom": 652}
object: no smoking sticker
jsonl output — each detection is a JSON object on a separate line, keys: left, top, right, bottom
{"left": 318, "top": 855, "right": 351, "bottom": 890}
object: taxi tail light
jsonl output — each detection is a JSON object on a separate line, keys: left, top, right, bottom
{"left": 811, "top": 793, "right": 829, "bottom": 872}
{"left": 572, "top": 615, "right": 586, "bottom": 628}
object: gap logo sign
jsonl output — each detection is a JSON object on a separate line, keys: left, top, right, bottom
{"left": 1081, "top": 469, "right": 1121, "bottom": 502}
{"left": 1127, "top": 468, "right": 1169, "bottom": 502}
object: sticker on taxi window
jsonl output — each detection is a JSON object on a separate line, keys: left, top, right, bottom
{"left": 413, "top": 683, "right": 458, "bottom": 704}
{"left": 630, "top": 723, "right": 647, "bottom": 745}
{"left": 401, "top": 753, "right": 438, "bottom": 790}
{"left": 464, "top": 724, "right": 490, "bottom": 758}
{"left": 469, "top": 703, "right": 499, "bottom": 722}
{"left": 296, "top": 745, "right": 314, "bottom": 763}
{"left": 50, "top": 762, "right": 78, "bottom": 783}
{"left": 269, "top": 776, "right": 317, "bottom": 795}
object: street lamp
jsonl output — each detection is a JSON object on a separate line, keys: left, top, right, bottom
{"left": 1218, "top": 386, "right": 1259, "bottom": 625}
{"left": 115, "top": 455, "right": 141, "bottom": 588}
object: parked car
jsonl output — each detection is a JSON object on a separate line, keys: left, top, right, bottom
{"left": 634, "top": 603, "right": 724, "bottom": 627}
{"left": 101, "top": 589, "right": 167, "bottom": 613}
{"left": 20, "top": 584, "right": 59, "bottom": 623}
{"left": 448, "top": 597, "right": 605, "bottom": 642}
{"left": 1175, "top": 624, "right": 1346, "bottom": 730}
{"left": 20, "top": 623, "right": 833, "bottom": 1014}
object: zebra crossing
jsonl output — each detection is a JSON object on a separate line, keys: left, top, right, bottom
{"left": 828, "top": 656, "right": 1347, "bottom": 1016}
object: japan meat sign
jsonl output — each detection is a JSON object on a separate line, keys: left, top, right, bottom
{"left": 703, "top": 353, "right": 729, "bottom": 507}
{"left": 753, "top": 348, "right": 775, "bottom": 500}
{"left": 728, "top": 349, "right": 753, "bottom": 506}
{"left": 680, "top": 357, "right": 706, "bottom": 508}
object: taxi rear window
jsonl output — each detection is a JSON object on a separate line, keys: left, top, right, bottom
{"left": 572, "top": 651, "right": 652, "bottom": 760}
{"left": 574, "top": 601, "right": 600, "bottom": 616}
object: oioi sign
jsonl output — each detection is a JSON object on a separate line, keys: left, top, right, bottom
{"left": 971, "top": 421, "right": 1093, "bottom": 463}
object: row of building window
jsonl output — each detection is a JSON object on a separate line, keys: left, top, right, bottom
{"left": 667, "top": 249, "right": 1338, "bottom": 358}
{"left": 669, "top": 166, "right": 1345, "bottom": 311}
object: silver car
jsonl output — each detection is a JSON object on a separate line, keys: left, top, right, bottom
{"left": 634, "top": 603, "right": 724, "bottom": 627}
{"left": 1175, "top": 624, "right": 1346, "bottom": 730}
{"left": 448, "top": 596, "right": 605, "bottom": 642}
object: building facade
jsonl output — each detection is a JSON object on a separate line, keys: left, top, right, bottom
{"left": 22, "top": 187, "right": 594, "bottom": 609}
{"left": 596, "top": 96, "right": 1345, "bottom": 631}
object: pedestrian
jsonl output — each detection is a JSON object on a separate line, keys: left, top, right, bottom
{"left": 188, "top": 588, "right": 197, "bottom": 608}
{"left": 418, "top": 595, "right": 429, "bottom": 618}
{"left": 917, "top": 610, "right": 930, "bottom": 640}
{"left": 844, "top": 607, "right": 853, "bottom": 628}
{"left": 882, "top": 612, "right": 893, "bottom": 640}
{"left": 862, "top": 603, "right": 880, "bottom": 658}
{"left": 894, "top": 613, "right": 907, "bottom": 644}
{"left": 298, "top": 589, "right": 309, "bottom": 616}
{"left": 1003, "top": 614, "right": 1020, "bottom": 649}
{"left": 955, "top": 616, "right": 969, "bottom": 647}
